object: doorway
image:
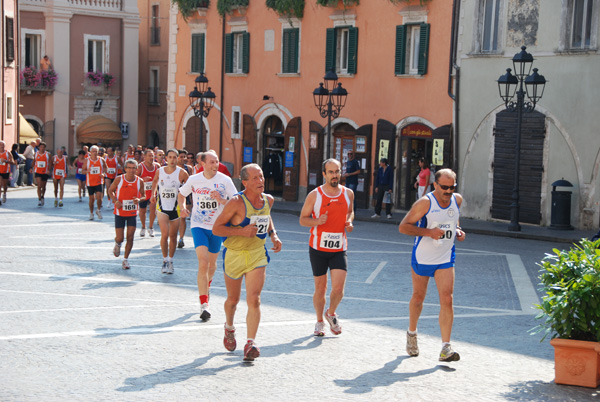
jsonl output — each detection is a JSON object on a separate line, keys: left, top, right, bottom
{"left": 398, "top": 137, "right": 433, "bottom": 210}
{"left": 262, "top": 116, "right": 284, "bottom": 197}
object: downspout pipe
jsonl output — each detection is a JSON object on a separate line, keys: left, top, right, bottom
{"left": 1, "top": 0, "right": 5, "bottom": 141}
{"left": 218, "top": 13, "right": 226, "bottom": 160}
{"left": 448, "top": 0, "right": 460, "bottom": 171}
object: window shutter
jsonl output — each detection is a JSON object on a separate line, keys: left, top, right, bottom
{"left": 191, "top": 34, "right": 205, "bottom": 73}
{"left": 395, "top": 25, "right": 406, "bottom": 75}
{"left": 242, "top": 32, "right": 250, "bottom": 74}
{"left": 418, "top": 23, "right": 430, "bottom": 75}
{"left": 198, "top": 33, "right": 205, "bottom": 73}
{"left": 347, "top": 27, "right": 358, "bottom": 74}
{"left": 6, "top": 17, "right": 15, "bottom": 62}
{"left": 225, "top": 33, "right": 233, "bottom": 73}
{"left": 325, "top": 28, "right": 336, "bottom": 73}
{"left": 282, "top": 28, "right": 299, "bottom": 74}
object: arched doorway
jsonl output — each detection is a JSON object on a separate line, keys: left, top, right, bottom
{"left": 148, "top": 130, "right": 160, "bottom": 148}
{"left": 184, "top": 116, "right": 203, "bottom": 156}
{"left": 261, "top": 115, "right": 284, "bottom": 196}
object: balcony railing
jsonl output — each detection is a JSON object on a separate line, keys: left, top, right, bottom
{"left": 150, "top": 27, "right": 161, "bottom": 45}
{"left": 20, "top": 0, "right": 123, "bottom": 11}
{"left": 20, "top": 67, "right": 57, "bottom": 93}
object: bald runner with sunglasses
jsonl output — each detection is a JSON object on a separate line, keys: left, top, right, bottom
{"left": 399, "top": 168, "right": 465, "bottom": 363}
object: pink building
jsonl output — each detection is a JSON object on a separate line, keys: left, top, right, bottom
{"left": 18, "top": 0, "right": 140, "bottom": 155}
{"left": 2, "top": 0, "right": 19, "bottom": 148}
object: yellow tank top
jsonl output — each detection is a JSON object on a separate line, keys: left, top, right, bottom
{"left": 223, "top": 193, "right": 271, "bottom": 251}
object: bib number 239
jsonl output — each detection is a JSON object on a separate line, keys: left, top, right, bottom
{"left": 250, "top": 215, "right": 270, "bottom": 235}
{"left": 320, "top": 232, "right": 343, "bottom": 250}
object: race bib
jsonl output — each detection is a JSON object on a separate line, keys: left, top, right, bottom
{"left": 320, "top": 232, "right": 344, "bottom": 250}
{"left": 198, "top": 194, "right": 218, "bottom": 211}
{"left": 55, "top": 169, "right": 64, "bottom": 177}
{"left": 37, "top": 161, "right": 46, "bottom": 168}
{"left": 122, "top": 199, "right": 137, "bottom": 211}
{"left": 77, "top": 168, "right": 83, "bottom": 174}
{"left": 0, "top": 159, "right": 5, "bottom": 166}
{"left": 250, "top": 215, "right": 270, "bottom": 235}
{"left": 107, "top": 168, "right": 116, "bottom": 175}
{"left": 90, "top": 166, "right": 100, "bottom": 175}
{"left": 161, "top": 188, "right": 176, "bottom": 199}
{"left": 144, "top": 181, "right": 153, "bottom": 191}
{"left": 431, "top": 221, "right": 455, "bottom": 247}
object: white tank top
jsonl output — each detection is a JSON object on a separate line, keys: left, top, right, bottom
{"left": 412, "top": 193, "right": 460, "bottom": 266}
{"left": 157, "top": 166, "right": 182, "bottom": 211}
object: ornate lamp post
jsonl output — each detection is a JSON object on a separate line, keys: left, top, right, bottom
{"left": 188, "top": 72, "right": 216, "bottom": 152}
{"left": 313, "top": 69, "right": 348, "bottom": 158}
{"left": 497, "top": 46, "right": 547, "bottom": 232}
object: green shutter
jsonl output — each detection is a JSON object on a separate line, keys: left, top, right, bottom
{"left": 418, "top": 23, "right": 430, "bottom": 75}
{"left": 191, "top": 33, "right": 205, "bottom": 73}
{"left": 325, "top": 28, "right": 336, "bottom": 73}
{"left": 347, "top": 27, "right": 358, "bottom": 74}
{"left": 395, "top": 25, "right": 406, "bottom": 75}
{"left": 225, "top": 33, "right": 233, "bottom": 73}
{"left": 242, "top": 32, "right": 250, "bottom": 74}
{"left": 282, "top": 28, "right": 299, "bottom": 74}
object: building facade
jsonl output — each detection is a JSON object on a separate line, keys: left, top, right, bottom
{"left": 2, "top": 0, "right": 19, "bottom": 147}
{"left": 454, "top": 0, "right": 600, "bottom": 229}
{"left": 168, "top": 0, "right": 454, "bottom": 208}
{"left": 137, "top": 0, "right": 169, "bottom": 149}
{"left": 18, "top": 0, "right": 140, "bottom": 155}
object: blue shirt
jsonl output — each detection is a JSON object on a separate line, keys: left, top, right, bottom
{"left": 375, "top": 165, "right": 393, "bottom": 190}
{"left": 345, "top": 158, "right": 360, "bottom": 185}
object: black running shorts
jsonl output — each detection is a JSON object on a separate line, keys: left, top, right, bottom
{"left": 309, "top": 247, "right": 348, "bottom": 277}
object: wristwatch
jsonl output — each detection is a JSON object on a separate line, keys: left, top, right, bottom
{"left": 268, "top": 229, "right": 277, "bottom": 236}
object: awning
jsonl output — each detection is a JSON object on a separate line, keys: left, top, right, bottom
{"left": 76, "top": 115, "right": 122, "bottom": 144}
{"left": 19, "top": 114, "right": 39, "bottom": 142}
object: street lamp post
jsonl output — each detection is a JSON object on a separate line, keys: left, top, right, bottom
{"left": 497, "top": 46, "right": 547, "bottom": 232}
{"left": 188, "top": 72, "right": 216, "bottom": 153}
{"left": 313, "top": 69, "right": 348, "bottom": 158}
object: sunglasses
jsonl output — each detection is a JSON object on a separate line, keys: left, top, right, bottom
{"left": 436, "top": 183, "right": 457, "bottom": 191}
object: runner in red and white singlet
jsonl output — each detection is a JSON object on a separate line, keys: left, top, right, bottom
{"left": 51, "top": 148, "right": 68, "bottom": 207}
{"left": 136, "top": 149, "right": 160, "bottom": 237}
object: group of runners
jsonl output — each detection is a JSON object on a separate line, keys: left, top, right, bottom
{"left": 4, "top": 140, "right": 467, "bottom": 363}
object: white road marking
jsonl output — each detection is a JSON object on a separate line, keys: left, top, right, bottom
{"left": 505, "top": 253, "right": 540, "bottom": 314}
{"left": 365, "top": 261, "right": 387, "bottom": 284}
{"left": 0, "top": 311, "right": 531, "bottom": 341}
{"left": 0, "top": 288, "right": 195, "bottom": 304}
{"left": 0, "top": 303, "right": 197, "bottom": 315}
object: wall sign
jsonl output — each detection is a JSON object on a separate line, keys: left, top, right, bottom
{"left": 243, "top": 147, "right": 253, "bottom": 163}
{"left": 401, "top": 123, "right": 432, "bottom": 138}
{"left": 285, "top": 151, "right": 294, "bottom": 168}
{"left": 378, "top": 139, "right": 389, "bottom": 162}
{"left": 433, "top": 139, "right": 444, "bottom": 166}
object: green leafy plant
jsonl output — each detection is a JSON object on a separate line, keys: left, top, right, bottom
{"left": 531, "top": 239, "right": 600, "bottom": 342}
{"left": 266, "top": 0, "right": 305, "bottom": 18}
{"left": 172, "top": 0, "right": 210, "bottom": 21}
{"left": 217, "top": 0, "right": 249, "bottom": 16}
{"left": 316, "top": 0, "right": 359, "bottom": 6}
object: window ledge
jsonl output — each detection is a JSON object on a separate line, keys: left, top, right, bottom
{"left": 277, "top": 73, "right": 300, "bottom": 77}
{"left": 556, "top": 48, "right": 598, "bottom": 55}
{"left": 336, "top": 73, "right": 354, "bottom": 78}
{"left": 465, "top": 51, "right": 504, "bottom": 58}
{"left": 226, "top": 73, "right": 248, "bottom": 77}
{"left": 395, "top": 74, "right": 425, "bottom": 79}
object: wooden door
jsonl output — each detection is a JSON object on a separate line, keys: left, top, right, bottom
{"left": 376, "top": 119, "right": 397, "bottom": 206}
{"left": 185, "top": 116, "right": 203, "bottom": 156}
{"left": 242, "top": 114, "right": 257, "bottom": 167}
{"left": 307, "top": 121, "right": 324, "bottom": 194}
{"left": 283, "top": 117, "right": 301, "bottom": 201}
{"left": 354, "top": 124, "right": 372, "bottom": 209}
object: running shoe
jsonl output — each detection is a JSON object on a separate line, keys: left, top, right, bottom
{"left": 79, "top": 196, "right": 82, "bottom": 202}
{"left": 387, "top": 214, "right": 392, "bottom": 219}
{"left": 177, "top": 238, "right": 184, "bottom": 248}
{"left": 54, "top": 199, "right": 58, "bottom": 207}
{"left": 314, "top": 321, "right": 326, "bottom": 337}
{"left": 243, "top": 340, "right": 260, "bottom": 362}
{"left": 406, "top": 332, "right": 419, "bottom": 357}
{"left": 89, "top": 213, "right": 94, "bottom": 221}
{"left": 1, "top": 195, "right": 6, "bottom": 203}
{"left": 148, "top": 228, "right": 154, "bottom": 237}
{"left": 41, "top": 198, "right": 44, "bottom": 206}
{"left": 106, "top": 202, "right": 112, "bottom": 210}
{"left": 167, "top": 261, "right": 174, "bottom": 274}
{"left": 122, "top": 259, "right": 130, "bottom": 270}
{"left": 140, "top": 228, "right": 146, "bottom": 237}
{"left": 161, "top": 261, "right": 168, "bottom": 274}
{"left": 96, "top": 209, "right": 102, "bottom": 219}
{"left": 371, "top": 214, "right": 380, "bottom": 218}
{"left": 325, "top": 311, "right": 342, "bottom": 335}
{"left": 223, "top": 325, "right": 236, "bottom": 352}
{"left": 58, "top": 200, "right": 63, "bottom": 207}
{"left": 200, "top": 303, "right": 211, "bottom": 321}
{"left": 38, "top": 199, "right": 42, "bottom": 207}
{"left": 113, "top": 242, "right": 122, "bottom": 258}
{"left": 439, "top": 344, "right": 460, "bottom": 362}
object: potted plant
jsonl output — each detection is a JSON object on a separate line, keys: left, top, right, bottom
{"left": 531, "top": 238, "right": 600, "bottom": 387}
{"left": 171, "top": 0, "right": 210, "bottom": 21}
{"left": 266, "top": 0, "right": 305, "bottom": 19}
{"left": 217, "top": 0, "right": 249, "bottom": 16}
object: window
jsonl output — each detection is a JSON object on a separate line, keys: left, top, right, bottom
{"left": 5, "top": 17, "right": 15, "bottom": 63}
{"left": 570, "top": 0, "right": 595, "bottom": 48}
{"left": 232, "top": 107, "right": 241, "bottom": 139}
{"left": 149, "top": 68, "right": 159, "bottom": 105}
{"left": 325, "top": 27, "right": 358, "bottom": 74}
{"left": 151, "top": 4, "right": 160, "bottom": 45}
{"left": 395, "top": 23, "right": 430, "bottom": 75}
{"left": 191, "top": 33, "right": 205, "bottom": 73}
{"left": 87, "top": 39, "right": 106, "bottom": 73}
{"left": 282, "top": 28, "right": 299, "bottom": 74}
{"left": 482, "top": 0, "right": 501, "bottom": 52}
{"left": 25, "top": 34, "right": 42, "bottom": 68}
{"left": 6, "top": 95, "right": 14, "bottom": 124}
{"left": 225, "top": 32, "right": 249, "bottom": 74}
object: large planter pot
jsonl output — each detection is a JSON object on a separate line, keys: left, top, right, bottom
{"left": 550, "top": 338, "right": 600, "bottom": 388}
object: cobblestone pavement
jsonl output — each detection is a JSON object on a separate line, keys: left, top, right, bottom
{"left": 1, "top": 183, "right": 597, "bottom": 401}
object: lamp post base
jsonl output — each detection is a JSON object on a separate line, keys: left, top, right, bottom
{"left": 507, "top": 222, "right": 521, "bottom": 232}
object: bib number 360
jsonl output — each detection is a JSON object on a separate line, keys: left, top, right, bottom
{"left": 250, "top": 215, "right": 270, "bottom": 235}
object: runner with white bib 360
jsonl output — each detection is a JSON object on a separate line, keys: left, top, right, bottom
{"left": 150, "top": 149, "right": 189, "bottom": 274}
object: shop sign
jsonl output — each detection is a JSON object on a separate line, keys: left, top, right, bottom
{"left": 401, "top": 123, "right": 432, "bottom": 138}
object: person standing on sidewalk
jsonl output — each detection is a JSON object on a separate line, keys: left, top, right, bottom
{"left": 108, "top": 159, "right": 145, "bottom": 270}
{"left": 342, "top": 151, "right": 360, "bottom": 213}
{"left": 372, "top": 158, "right": 393, "bottom": 219}
{"left": 178, "top": 150, "right": 237, "bottom": 321}
{"left": 9, "top": 143, "right": 20, "bottom": 188}
{"left": 51, "top": 147, "right": 68, "bottom": 207}
{"left": 0, "top": 141, "right": 15, "bottom": 205}
{"left": 136, "top": 149, "right": 159, "bottom": 238}
{"left": 398, "top": 168, "right": 465, "bottom": 362}
{"left": 33, "top": 142, "right": 51, "bottom": 207}
{"left": 300, "top": 158, "right": 354, "bottom": 337}
{"left": 23, "top": 141, "right": 35, "bottom": 186}
{"left": 212, "top": 163, "right": 282, "bottom": 362}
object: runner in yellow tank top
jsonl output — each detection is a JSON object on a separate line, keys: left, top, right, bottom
{"left": 213, "top": 163, "right": 282, "bottom": 362}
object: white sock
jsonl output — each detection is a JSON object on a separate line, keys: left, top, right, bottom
{"left": 247, "top": 338, "right": 254, "bottom": 344}
{"left": 408, "top": 330, "right": 417, "bottom": 336}
{"left": 225, "top": 323, "right": 235, "bottom": 330}
{"left": 442, "top": 342, "right": 450, "bottom": 347}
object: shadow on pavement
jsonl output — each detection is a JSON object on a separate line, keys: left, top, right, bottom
{"left": 94, "top": 313, "right": 198, "bottom": 338}
{"left": 502, "top": 379, "right": 599, "bottom": 400}
{"left": 333, "top": 355, "right": 453, "bottom": 394}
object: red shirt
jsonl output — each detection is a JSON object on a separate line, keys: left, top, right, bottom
{"left": 309, "top": 186, "right": 351, "bottom": 252}
{"left": 194, "top": 162, "right": 232, "bottom": 177}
